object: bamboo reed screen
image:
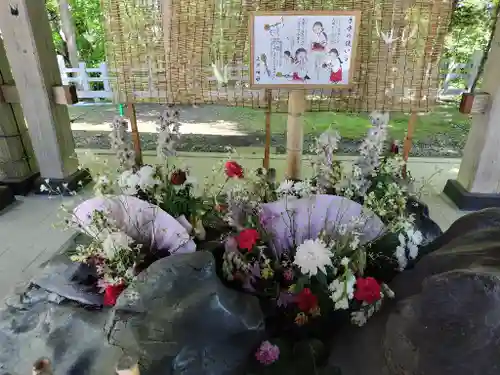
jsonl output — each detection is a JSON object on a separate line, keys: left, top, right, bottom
{"left": 101, "top": 0, "right": 452, "bottom": 112}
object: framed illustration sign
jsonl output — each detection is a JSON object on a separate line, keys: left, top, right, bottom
{"left": 249, "top": 10, "right": 361, "bottom": 89}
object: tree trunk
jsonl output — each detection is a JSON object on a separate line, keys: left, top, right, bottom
{"left": 58, "top": 0, "right": 79, "bottom": 67}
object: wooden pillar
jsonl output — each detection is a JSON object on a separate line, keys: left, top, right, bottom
{"left": 0, "top": 0, "right": 90, "bottom": 193}
{"left": 0, "top": 35, "right": 39, "bottom": 195}
{"left": 443, "top": 12, "right": 500, "bottom": 210}
{"left": 285, "top": 90, "right": 306, "bottom": 180}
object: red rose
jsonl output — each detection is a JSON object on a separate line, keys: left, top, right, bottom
{"left": 215, "top": 203, "right": 227, "bottom": 212}
{"left": 354, "top": 277, "right": 381, "bottom": 304}
{"left": 390, "top": 141, "right": 399, "bottom": 154}
{"left": 236, "top": 229, "right": 259, "bottom": 251}
{"left": 296, "top": 288, "right": 318, "bottom": 312}
{"left": 103, "top": 282, "right": 127, "bottom": 306}
{"left": 225, "top": 161, "right": 244, "bottom": 178}
{"left": 170, "top": 170, "right": 187, "bottom": 185}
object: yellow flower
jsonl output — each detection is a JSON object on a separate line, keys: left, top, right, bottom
{"left": 261, "top": 267, "right": 274, "bottom": 280}
{"left": 309, "top": 306, "right": 321, "bottom": 318}
{"left": 295, "top": 312, "right": 309, "bottom": 326}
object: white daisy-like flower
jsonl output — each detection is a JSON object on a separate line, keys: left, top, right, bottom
{"left": 102, "top": 231, "right": 133, "bottom": 259}
{"left": 118, "top": 170, "right": 140, "bottom": 195}
{"left": 293, "top": 179, "right": 315, "bottom": 197}
{"left": 276, "top": 179, "right": 295, "bottom": 195}
{"left": 137, "top": 165, "right": 160, "bottom": 190}
{"left": 293, "top": 238, "right": 333, "bottom": 277}
{"left": 340, "top": 257, "right": 350, "bottom": 267}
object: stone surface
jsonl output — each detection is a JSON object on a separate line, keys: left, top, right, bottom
{"left": 0, "top": 251, "right": 265, "bottom": 375}
{"left": 0, "top": 288, "right": 120, "bottom": 375}
{"left": 328, "top": 208, "right": 500, "bottom": 375}
{"left": 108, "top": 251, "right": 265, "bottom": 375}
{"left": 31, "top": 254, "right": 103, "bottom": 307}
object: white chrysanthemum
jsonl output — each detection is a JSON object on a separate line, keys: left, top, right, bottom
{"left": 118, "top": 170, "right": 140, "bottom": 195}
{"left": 293, "top": 238, "right": 333, "bottom": 276}
{"left": 276, "top": 180, "right": 295, "bottom": 195}
{"left": 137, "top": 165, "right": 160, "bottom": 190}
{"left": 102, "top": 231, "right": 133, "bottom": 259}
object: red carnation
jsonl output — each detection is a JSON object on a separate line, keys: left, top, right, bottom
{"left": 236, "top": 229, "right": 259, "bottom": 251}
{"left": 225, "top": 161, "right": 244, "bottom": 178}
{"left": 354, "top": 277, "right": 382, "bottom": 304}
{"left": 103, "top": 282, "right": 127, "bottom": 306}
{"left": 170, "top": 170, "right": 187, "bottom": 185}
{"left": 296, "top": 288, "right": 318, "bottom": 312}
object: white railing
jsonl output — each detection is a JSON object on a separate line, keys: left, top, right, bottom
{"left": 57, "top": 52, "right": 483, "bottom": 102}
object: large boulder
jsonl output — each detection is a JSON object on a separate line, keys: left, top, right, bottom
{"left": 0, "top": 251, "right": 265, "bottom": 375}
{"left": 328, "top": 208, "right": 500, "bottom": 375}
{"left": 108, "top": 251, "right": 265, "bottom": 375}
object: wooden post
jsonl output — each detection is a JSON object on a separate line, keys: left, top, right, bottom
{"left": 0, "top": 0, "right": 90, "bottom": 193}
{"left": 126, "top": 103, "right": 143, "bottom": 166}
{"left": 286, "top": 90, "right": 306, "bottom": 180}
{"left": 0, "top": 33, "right": 39, "bottom": 195}
{"left": 263, "top": 89, "right": 272, "bottom": 170}
{"left": 402, "top": 111, "right": 417, "bottom": 177}
{"left": 443, "top": 11, "right": 500, "bottom": 210}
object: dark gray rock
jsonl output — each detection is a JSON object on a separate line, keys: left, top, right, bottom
{"left": 0, "top": 287, "right": 120, "bottom": 375}
{"left": 328, "top": 208, "right": 500, "bottom": 375}
{"left": 108, "top": 251, "right": 265, "bottom": 375}
{"left": 31, "top": 254, "right": 103, "bottom": 307}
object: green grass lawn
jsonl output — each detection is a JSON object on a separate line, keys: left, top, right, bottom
{"left": 69, "top": 102, "right": 470, "bottom": 143}
{"left": 209, "top": 103, "right": 471, "bottom": 141}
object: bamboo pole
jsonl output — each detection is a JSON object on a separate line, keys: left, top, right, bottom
{"left": 285, "top": 90, "right": 306, "bottom": 180}
{"left": 126, "top": 103, "right": 143, "bottom": 166}
{"left": 263, "top": 89, "right": 272, "bottom": 170}
{"left": 402, "top": 111, "right": 417, "bottom": 177}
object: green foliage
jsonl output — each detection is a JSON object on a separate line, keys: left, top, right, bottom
{"left": 46, "top": 0, "right": 105, "bottom": 66}
{"left": 445, "top": 0, "right": 498, "bottom": 63}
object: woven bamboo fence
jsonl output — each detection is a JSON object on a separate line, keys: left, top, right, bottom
{"left": 101, "top": 0, "right": 453, "bottom": 112}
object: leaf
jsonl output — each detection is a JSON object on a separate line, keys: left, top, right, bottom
{"left": 315, "top": 270, "right": 328, "bottom": 286}
{"left": 295, "top": 276, "right": 309, "bottom": 292}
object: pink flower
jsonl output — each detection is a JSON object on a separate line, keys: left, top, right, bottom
{"left": 283, "top": 268, "right": 294, "bottom": 281}
{"left": 255, "top": 340, "right": 280, "bottom": 365}
{"left": 224, "top": 161, "right": 244, "bottom": 178}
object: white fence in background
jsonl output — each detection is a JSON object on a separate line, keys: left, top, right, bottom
{"left": 57, "top": 52, "right": 483, "bottom": 102}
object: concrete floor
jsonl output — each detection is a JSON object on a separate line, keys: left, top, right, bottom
{"left": 0, "top": 154, "right": 466, "bottom": 300}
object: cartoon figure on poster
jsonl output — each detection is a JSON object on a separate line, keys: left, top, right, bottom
{"left": 322, "top": 48, "right": 343, "bottom": 83}
{"left": 252, "top": 13, "right": 357, "bottom": 86}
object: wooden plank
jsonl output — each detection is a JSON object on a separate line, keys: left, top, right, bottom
{"left": 0, "top": 85, "right": 78, "bottom": 105}
{"left": 0, "top": 0, "right": 79, "bottom": 180}
{"left": 0, "top": 34, "right": 37, "bottom": 179}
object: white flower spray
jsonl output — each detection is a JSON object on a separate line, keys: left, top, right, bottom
{"left": 157, "top": 106, "right": 181, "bottom": 162}
{"left": 109, "top": 116, "right": 136, "bottom": 171}
{"left": 351, "top": 111, "right": 390, "bottom": 195}
{"left": 314, "top": 128, "right": 341, "bottom": 193}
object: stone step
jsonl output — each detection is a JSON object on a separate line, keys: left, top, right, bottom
{"left": 0, "top": 185, "right": 15, "bottom": 212}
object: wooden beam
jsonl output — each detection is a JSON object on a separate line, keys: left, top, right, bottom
{"left": 0, "top": 31, "right": 39, "bottom": 192}
{"left": 0, "top": 84, "right": 78, "bottom": 105}
{"left": 0, "top": 0, "right": 84, "bottom": 183}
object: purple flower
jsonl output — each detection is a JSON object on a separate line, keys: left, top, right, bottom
{"left": 255, "top": 340, "right": 280, "bottom": 365}
{"left": 276, "top": 291, "right": 295, "bottom": 308}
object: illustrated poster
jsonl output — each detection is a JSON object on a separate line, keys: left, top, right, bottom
{"left": 250, "top": 12, "right": 359, "bottom": 88}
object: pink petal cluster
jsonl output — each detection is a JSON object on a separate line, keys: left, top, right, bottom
{"left": 255, "top": 340, "right": 280, "bottom": 365}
